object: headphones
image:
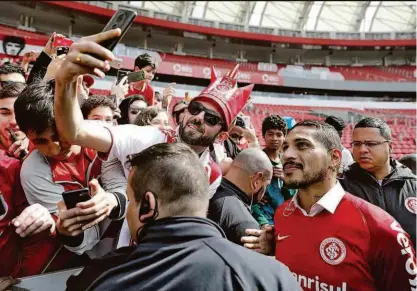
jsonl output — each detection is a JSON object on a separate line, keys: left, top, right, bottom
{"left": 139, "top": 193, "right": 159, "bottom": 223}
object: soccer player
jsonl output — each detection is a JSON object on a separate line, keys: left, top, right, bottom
{"left": 242, "top": 121, "right": 416, "bottom": 291}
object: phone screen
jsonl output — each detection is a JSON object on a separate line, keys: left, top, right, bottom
{"left": 62, "top": 188, "right": 91, "bottom": 209}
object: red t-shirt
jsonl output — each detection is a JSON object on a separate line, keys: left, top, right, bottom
{"left": 274, "top": 192, "right": 416, "bottom": 291}
{"left": 127, "top": 82, "right": 155, "bottom": 106}
{"left": 0, "top": 150, "right": 60, "bottom": 277}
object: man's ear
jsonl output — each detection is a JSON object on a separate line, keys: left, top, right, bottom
{"left": 254, "top": 172, "right": 264, "bottom": 184}
{"left": 216, "top": 132, "right": 229, "bottom": 143}
{"left": 330, "top": 149, "right": 342, "bottom": 171}
{"left": 139, "top": 191, "right": 157, "bottom": 222}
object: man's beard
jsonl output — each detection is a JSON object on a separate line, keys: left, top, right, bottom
{"left": 284, "top": 162, "right": 328, "bottom": 190}
{"left": 179, "top": 118, "right": 217, "bottom": 147}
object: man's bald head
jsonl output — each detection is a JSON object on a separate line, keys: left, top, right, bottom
{"left": 232, "top": 148, "right": 273, "bottom": 178}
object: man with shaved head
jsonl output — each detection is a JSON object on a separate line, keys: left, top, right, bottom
{"left": 208, "top": 148, "right": 273, "bottom": 245}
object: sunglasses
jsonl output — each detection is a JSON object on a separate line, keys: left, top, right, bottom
{"left": 188, "top": 101, "right": 223, "bottom": 127}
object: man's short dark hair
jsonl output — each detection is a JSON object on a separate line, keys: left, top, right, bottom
{"left": 134, "top": 53, "right": 156, "bottom": 69}
{"left": 81, "top": 95, "right": 116, "bottom": 119}
{"left": 0, "top": 63, "right": 26, "bottom": 79}
{"left": 14, "top": 79, "right": 55, "bottom": 135}
{"left": 262, "top": 115, "right": 287, "bottom": 136}
{"left": 289, "top": 120, "right": 342, "bottom": 151}
{"left": 354, "top": 117, "right": 392, "bottom": 140}
{"left": 325, "top": 116, "right": 345, "bottom": 132}
{"left": 117, "top": 94, "right": 148, "bottom": 125}
{"left": 135, "top": 106, "right": 165, "bottom": 126}
{"left": 398, "top": 153, "right": 416, "bottom": 175}
{"left": 127, "top": 143, "right": 209, "bottom": 216}
{"left": 0, "top": 82, "right": 26, "bottom": 99}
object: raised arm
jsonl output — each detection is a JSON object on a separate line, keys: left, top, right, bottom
{"left": 54, "top": 29, "right": 121, "bottom": 153}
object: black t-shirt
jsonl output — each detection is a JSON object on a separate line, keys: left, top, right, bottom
{"left": 208, "top": 179, "right": 260, "bottom": 245}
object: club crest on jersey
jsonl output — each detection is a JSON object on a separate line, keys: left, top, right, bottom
{"left": 283, "top": 201, "right": 296, "bottom": 217}
{"left": 405, "top": 197, "right": 417, "bottom": 214}
{"left": 320, "top": 237, "right": 346, "bottom": 265}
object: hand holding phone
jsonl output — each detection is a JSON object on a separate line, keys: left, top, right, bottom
{"left": 116, "top": 69, "right": 129, "bottom": 85}
{"left": 53, "top": 35, "right": 74, "bottom": 48}
{"left": 62, "top": 188, "right": 91, "bottom": 209}
{"left": 7, "top": 129, "right": 28, "bottom": 159}
{"left": 57, "top": 46, "right": 69, "bottom": 56}
{"left": 89, "top": 9, "right": 137, "bottom": 61}
{"left": 55, "top": 9, "right": 136, "bottom": 84}
{"left": 127, "top": 70, "right": 145, "bottom": 84}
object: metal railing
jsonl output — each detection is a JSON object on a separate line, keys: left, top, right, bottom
{"left": 76, "top": 1, "right": 416, "bottom": 41}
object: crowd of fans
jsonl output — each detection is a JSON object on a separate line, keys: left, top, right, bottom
{"left": 0, "top": 28, "right": 415, "bottom": 291}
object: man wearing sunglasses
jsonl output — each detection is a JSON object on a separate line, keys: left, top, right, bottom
{"left": 52, "top": 30, "right": 253, "bottom": 246}
{"left": 339, "top": 117, "right": 416, "bottom": 244}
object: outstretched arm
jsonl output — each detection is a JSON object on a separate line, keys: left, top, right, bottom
{"left": 54, "top": 29, "right": 121, "bottom": 153}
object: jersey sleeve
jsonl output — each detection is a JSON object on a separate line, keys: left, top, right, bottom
{"left": 106, "top": 125, "right": 167, "bottom": 163}
{"left": 20, "top": 151, "right": 65, "bottom": 213}
{"left": 367, "top": 206, "right": 416, "bottom": 291}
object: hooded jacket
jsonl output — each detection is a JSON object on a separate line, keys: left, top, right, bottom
{"left": 339, "top": 159, "right": 416, "bottom": 244}
{"left": 66, "top": 217, "right": 301, "bottom": 291}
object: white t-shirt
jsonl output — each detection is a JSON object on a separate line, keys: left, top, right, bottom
{"left": 105, "top": 124, "right": 221, "bottom": 197}
{"left": 106, "top": 125, "right": 167, "bottom": 178}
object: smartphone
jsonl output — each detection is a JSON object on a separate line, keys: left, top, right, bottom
{"left": 53, "top": 36, "right": 74, "bottom": 48}
{"left": 62, "top": 188, "right": 91, "bottom": 209}
{"left": 116, "top": 69, "right": 129, "bottom": 84}
{"left": 94, "top": 9, "right": 137, "bottom": 60}
{"left": 0, "top": 193, "right": 8, "bottom": 219}
{"left": 127, "top": 70, "right": 145, "bottom": 84}
{"left": 57, "top": 46, "right": 69, "bottom": 56}
{"left": 241, "top": 115, "right": 251, "bottom": 129}
{"left": 8, "top": 129, "right": 28, "bottom": 159}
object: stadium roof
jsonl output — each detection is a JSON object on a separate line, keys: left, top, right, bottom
{"left": 125, "top": 1, "right": 416, "bottom": 32}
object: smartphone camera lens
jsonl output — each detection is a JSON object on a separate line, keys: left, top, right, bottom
{"left": 112, "top": 23, "right": 117, "bottom": 29}
{"left": 117, "top": 14, "right": 124, "bottom": 22}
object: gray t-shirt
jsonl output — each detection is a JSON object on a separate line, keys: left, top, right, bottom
{"left": 20, "top": 149, "right": 127, "bottom": 257}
